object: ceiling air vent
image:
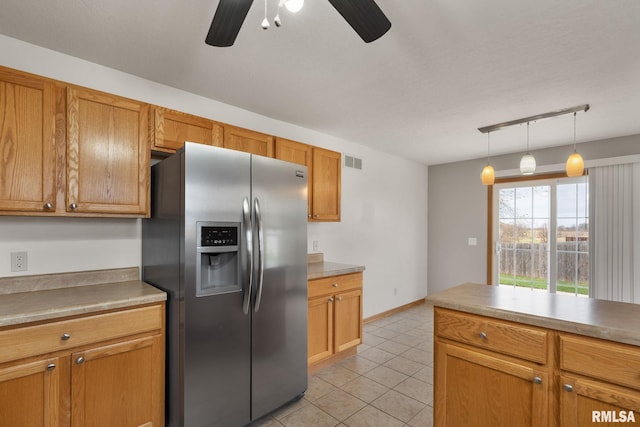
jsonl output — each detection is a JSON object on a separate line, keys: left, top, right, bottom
{"left": 344, "top": 154, "right": 363, "bottom": 170}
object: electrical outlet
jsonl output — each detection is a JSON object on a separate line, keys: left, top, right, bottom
{"left": 394, "top": 288, "right": 398, "bottom": 296}
{"left": 312, "top": 240, "right": 318, "bottom": 252}
{"left": 11, "top": 251, "right": 28, "bottom": 272}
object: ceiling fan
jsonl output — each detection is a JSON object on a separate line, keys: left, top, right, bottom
{"left": 205, "top": 0, "right": 392, "bottom": 47}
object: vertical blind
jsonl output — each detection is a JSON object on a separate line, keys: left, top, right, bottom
{"left": 589, "top": 163, "right": 640, "bottom": 303}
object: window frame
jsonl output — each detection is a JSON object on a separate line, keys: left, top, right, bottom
{"left": 486, "top": 172, "right": 586, "bottom": 286}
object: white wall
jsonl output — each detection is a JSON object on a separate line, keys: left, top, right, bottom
{"left": 0, "top": 35, "right": 428, "bottom": 317}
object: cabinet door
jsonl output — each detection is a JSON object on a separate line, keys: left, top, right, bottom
{"left": 0, "top": 357, "right": 61, "bottom": 427}
{"left": 275, "top": 138, "right": 312, "bottom": 218}
{"left": 434, "top": 341, "right": 548, "bottom": 427}
{"left": 308, "top": 296, "right": 334, "bottom": 365}
{"left": 334, "top": 288, "right": 363, "bottom": 353}
{"left": 311, "top": 147, "right": 341, "bottom": 221}
{"left": 224, "top": 125, "right": 274, "bottom": 157}
{"left": 71, "top": 335, "right": 164, "bottom": 427}
{"left": 0, "top": 67, "right": 56, "bottom": 214}
{"left": 560, "top": 374, "right": 640, "bottom": 426}
{"left": 67, "top": 87, "right": 149, "bottom": 216}
{"left": 151, "top": 106, "right": 223, "bottom": 153}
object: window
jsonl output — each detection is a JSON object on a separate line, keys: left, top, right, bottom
{"left": 490, "top": 174, "right": 589, "bottom": 296}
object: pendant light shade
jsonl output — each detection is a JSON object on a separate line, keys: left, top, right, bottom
{"left": 481, "top": 132, "right": 495, "bottom": 185}
{"left": 481, "top": 165, "right": 495, "bottom": 185}
{"left": 519, "top": 122, "right": 536, "bottom": 175}
{"left": 566, "top": 112, "right": 584, "bottom": 177}
{"left": 520, "top": 154, "right": 536, "bottom": 175}
{"left": 566, "top": 152, "right": 584, "bottom": 177}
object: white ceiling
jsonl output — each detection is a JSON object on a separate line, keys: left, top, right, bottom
{"left": 1, "top": 1, "right": 639, "bottom": 165}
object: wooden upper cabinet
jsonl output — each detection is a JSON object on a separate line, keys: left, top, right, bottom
{"left": 312, "top": 147, "right": 341, "bottom": 221}
{"left": 224, "top": 125, "right": 274, "bottom": 157}
{"left": 275, "top": 137, "right": 313, "bottom": 217}
{"left": 151, "top": 106, "right": 223, "bottom": 153}
{"left": 67, "top": 86, "right": 149, "bottom": 216}
{"left": 0, "top": 67, "right": 57, "bottom": 214}
{"left": 275, "top": 138, "right": 341, "bottom": 222}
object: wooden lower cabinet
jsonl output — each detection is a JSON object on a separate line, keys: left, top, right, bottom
{"left": 560, "top": 374, "right": 640, "bottom": 426}
{"left": 0, "top": 304, "right": 164, "bottom": 427}
{"left": 435, "top": 342, "right": 548, "bottom": 427}
{"left": 308, "top": 295, "right": 334, "bottom": 365}
{"left": 308, "top": 272, "right": 362, "bottom": 366}
{"left": 434, "top": 308, "right": 640, "bottom": 426}
{"left": 559, "top": 333, "right": 640, "bottom": 426}
{"left": 0, "top": 356, "right": 62, "bottom": 427}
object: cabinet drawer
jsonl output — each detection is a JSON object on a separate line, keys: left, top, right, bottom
{"left": 308, "top": 272, "right": 362, "bottom": 299}
{"left": 0, "top": 305, "right": 163, "bottom": 364}
{"left": 559, "top": 333, "right": 640, "bottom": 391}
{"left": 435, "top": 308, "right": 548, "bottom": 364}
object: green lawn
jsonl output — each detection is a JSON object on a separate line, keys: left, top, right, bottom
{"left": 499, "top": 274, "right": 589, "bottom": 295}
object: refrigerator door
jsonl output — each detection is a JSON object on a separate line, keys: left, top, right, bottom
{"left": 251, "top": 155, "right": 308, "bottom": 420}
{"left": 183, "top": 143, "right": 252, "bottom": 427}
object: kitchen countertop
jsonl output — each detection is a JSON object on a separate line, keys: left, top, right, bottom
{"left": 308, "top": 261, "right": 365, "bottom": 280}
{"left": 426, "top": 282, "right": 640, "bottom": 347}
{"left": 0, "top": 267, "right": 166, "bottom": 328}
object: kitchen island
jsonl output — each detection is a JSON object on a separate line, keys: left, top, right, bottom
{"left": 426, "top": 283, "right": 640, "bottom": 426}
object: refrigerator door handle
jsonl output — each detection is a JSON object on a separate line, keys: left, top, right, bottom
{"left": 242, "top": 197, "right": 253, "bottom": 315}
{"left": 254, "top": 197, "right": 265, "bottom": 312}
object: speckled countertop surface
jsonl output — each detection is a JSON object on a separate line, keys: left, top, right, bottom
{"left": 0, "top": 267, "right": 166, "bottom": 328}
{"left": 426, "top": 283, "right": 640, "bottom": 347}
{"left": 308, "top": 261, "right": 365, "bottom": 280}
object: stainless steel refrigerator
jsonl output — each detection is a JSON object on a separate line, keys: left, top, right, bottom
{"left": 142, "top": 142, "right": 308, "bottom": 427}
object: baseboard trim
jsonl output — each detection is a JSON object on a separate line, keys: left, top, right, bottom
{"left": 363, "top": 298, "right": 425, "bottom": 324}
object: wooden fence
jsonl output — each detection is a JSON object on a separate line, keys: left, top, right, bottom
{"left": 499, "top": 242, "right": 589, "bottom": 282}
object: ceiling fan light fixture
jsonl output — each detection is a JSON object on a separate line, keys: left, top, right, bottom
{"left": 284, "top": 0, "right": 304, "bottom": 13}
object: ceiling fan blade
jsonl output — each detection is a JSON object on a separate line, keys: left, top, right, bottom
{"left": 205, "top": 0, "right": 254, "bottom": 47}
{"left": 327, "top": 0, "right": 391, "bottom": 43}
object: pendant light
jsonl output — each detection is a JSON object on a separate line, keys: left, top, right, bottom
{"left": 481, "top": 132, "right": 495, "bottom": 185}
{"left": 519, "top": 122, "right": 536, "bottom": 175}
{"left": 566, "top": 112, "right": 585, "bottom": 177}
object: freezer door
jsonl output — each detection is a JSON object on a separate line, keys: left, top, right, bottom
{"left": 251, "top": 155, "right": 308, "bottom": 420}
{"left": 183, "top": 143, "right": 252, "bottom": 427}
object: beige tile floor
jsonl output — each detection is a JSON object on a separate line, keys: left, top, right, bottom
{"left": 251, "top": 303, "right": 434, "bottom": 427}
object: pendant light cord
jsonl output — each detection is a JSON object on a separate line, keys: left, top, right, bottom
{"left": 487, "top": 132, "right": 491, "bottom": 164}
{"left": 573, "top": 112, "right": 577, "bottom": 152}
{"left": 526, "top": 122, "right": 530, "bottom": 153}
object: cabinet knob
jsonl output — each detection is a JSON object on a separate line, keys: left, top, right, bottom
{"left": 46, "top": 363, "right": 56, "bottom": 371}
{"left": 61, "top": 333, "right": 71, "bottom": 341}
{"left": 76, "top": 356, "right": 85, "bottom": 365}
{"left": 314, "top": 215, "right": 319, "bottom": 219}
{"left": 337, "top": 296, "right": 342, "bottom": 302}
{"left": 332, "top": 283, "right": 339, "bottom": 288}
{"left": 43, "top": 202, "right": 53, "bottom": 210}
{"left": 479, "top": 331, "right": 488, "bottom": 339}
{"left": 328, "top": 297, "right": 334, "bottom": 302}
{"left": 533, "top": 376, "right": 542, "bottom": 384}
{"left": 308, "top": 214, "right": 312, "bottom": 218}
{"left": 563, "top": 384, "right": 574, "bottom": 392}
{"left": 70, "top": 203, "right": 78, "bottom": 210}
